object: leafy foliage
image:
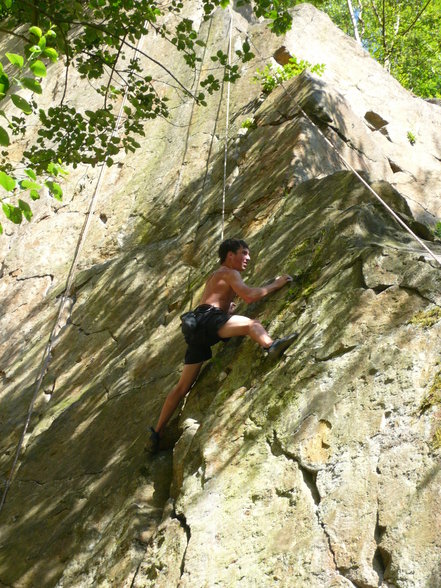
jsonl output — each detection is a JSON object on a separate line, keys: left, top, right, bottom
{"left": 434, "top": 221, "right": 441, "bottom": 240}
{"left": 241, "top": 117, "right": 257, "bottom": 130}
{"left": 0, "top": 0, "right": 315, "bottom": 231}
{"left": 0, "top": 21, "right": 65, "bottom": 234}
{"left": 407, "top": 131, "right": 416, "bottom": 146}
{"left": 317, "top": 0, "right": 441, "bottom": 99}
{"left": 254, "top": 56, "right": 325, "bottom": 94}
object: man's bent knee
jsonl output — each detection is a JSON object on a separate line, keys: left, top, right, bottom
{"left": 248, "top": 319, "right": 263, "bottom": 333}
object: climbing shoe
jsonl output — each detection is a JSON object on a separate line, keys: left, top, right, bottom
{"left": 265, "top": 333, "right": 299, "bottom": 360}
{"left": 146, "top": 426, "right": 160, "bottom": 454}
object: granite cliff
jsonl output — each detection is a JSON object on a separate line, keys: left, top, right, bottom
{"left": 1, "top": 4, "right": 441, "bottom": 587}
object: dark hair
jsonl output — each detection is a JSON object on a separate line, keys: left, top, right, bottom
{"left": 218, "top": 238, "right": 249, "bottom": 263}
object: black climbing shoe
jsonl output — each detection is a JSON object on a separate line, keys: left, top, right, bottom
{"left": 265, "top": 333, "right": 299, "bottom": 360}
{"left": 146, "top": 427, "right": 160, "bottom": 454}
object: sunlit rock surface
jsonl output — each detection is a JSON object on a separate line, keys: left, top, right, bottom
{"left": 1, "top": 4, "right": 441, "bottom": 587}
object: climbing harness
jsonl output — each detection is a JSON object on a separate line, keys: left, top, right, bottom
{"left": 0, "top": 35, "right": 147, "bottom": 514}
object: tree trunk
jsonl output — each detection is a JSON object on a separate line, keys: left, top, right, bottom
{"left": 347, "top": 0, "right": 362, "bottom": 44}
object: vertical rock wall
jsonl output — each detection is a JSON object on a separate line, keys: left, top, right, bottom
{"left": 1, "top": 4, "right": 441, "bottom": 587}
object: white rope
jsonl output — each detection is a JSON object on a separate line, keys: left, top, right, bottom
{"left": 221, "top": 5, "right": 233, "bottom": 242}
{"left": 0, "top": 34, "right": 145, "bottom": 514}
{"left": 235, "top": 28, "right": 441, "bottom": 267}
{"left": 287, "top": 91, "right": 441, "bottom": 267}
{"left": 173, "top": 18, "right": 214, "bottom": 201}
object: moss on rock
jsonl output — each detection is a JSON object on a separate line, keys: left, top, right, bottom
{"left": 420, "top": 371, "right": 441, "bottom": 412}
{"left": 410, "top": 306, "right": 441, "bottom": 329}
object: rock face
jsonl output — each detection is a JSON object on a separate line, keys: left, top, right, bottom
{"left": 1, "top": 4, "right": 441, "bottom": 587}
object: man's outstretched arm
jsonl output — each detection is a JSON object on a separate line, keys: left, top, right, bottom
{"left": 227, "top": 271, "right": 292, "bottom": 304}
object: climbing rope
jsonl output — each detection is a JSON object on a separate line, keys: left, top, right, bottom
{"left": 240, "top": 29, "right": 441, "bottom": 267}
{"left": 282, "top": 88, "right": 441, "bottom": 267}
{"left": 173, "top": 17, "right": 214, "bottom": 201}
{"left": 187, "top": 10, "right": 233, "bottom": 309}
{"left": 221, "top": 5, "right": 233, "bottom": 242}
{"left": 0, "top": 35, "right": 146, "bottom": 514}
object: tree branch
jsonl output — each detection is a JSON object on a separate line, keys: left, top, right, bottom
{"left": 17, "top": 0, "right": 198, "bottom": 101}
{"left": 57, "top": 25, "right": 71, "bottom": 106}
{"left": 122, "top": 39, "right": 197, "bottom": 99}
{"left": 358, "top": 0, "right": 366, "bottom": 38}
{"left": 104, "top": 35, "right": 126, "bottom": 109}
{"left": 398, "top": 0, "right": 433, "bottom": 38}
{"left": 382, "top": 0, "right": 432, "bottom": 67}
{"left": 148, "top": 20, "right": 198, "bottom": 63}
{"left": 346, "top": 0, "right": 362, "bottom": 45}
{"left": 0, "top": 26, "right": 29, "bottom": 43}
{"left": 382, "top": 0, "right": 386, "bottom": 55}
{"left": 82, "top": 50, "right": 128, "bottom": 87}
{"left": 369, "top": 0, "right": 382, "bottom": 27}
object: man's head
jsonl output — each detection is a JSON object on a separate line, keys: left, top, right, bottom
{"left": 219, "top": 238, "right": 250, "bottom": 271}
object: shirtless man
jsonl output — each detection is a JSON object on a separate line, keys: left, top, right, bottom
{"left": 150, "top": 238, "right": 296, "bottom": 449}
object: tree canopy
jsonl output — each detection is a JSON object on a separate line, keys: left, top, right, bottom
{"left": 319, "top": 0, "right": 441, "bottom": 99}
{"left": 0, "top": 0, "right": 439, "bottom": 233}
{"left": 0, "top": 0, "right": 316, "bottom": 233}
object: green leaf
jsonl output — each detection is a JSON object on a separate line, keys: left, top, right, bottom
{"left": 5, "top": 53, "right": 24, "bottom": 68}
{"left": 29, "top": 60, "right": 47, "bottom": 78}
{"left": 0, "top": 126, "right": 9, "bottom": 146}
{"left": 30, "top": 189, "right": 40, "bottom": 201}
{"left": 20, "top": 179, "right": 42, "bottom": 190}
{"left": 11, "top": 94, "right": 32, "bottom": 114}
{"left": 25, "top": 169, "right": 37, "bottom": 180}
{"left": 45, "top": 180, "right": 62, "bottom": 201}
{"left": 21, "top": 77, "right": 43, "bottom": 94}
{"left": 47, "top": 161, "right": 68, "bottom": 177}
{"left": 18, "top": 199, "right": 33, "bottom": 221}
{"left": 38, "top": 36, "right": 46, "bottom": 50}
{"left": 0, "top": 221, "right": 3, "bottom": 235}
{"left": 45, "top": 30, "right": 57, "bottom": 38}
{"left": 29, "top": 26, "right": 42, "bottom": 38}
{"left": 2, "top": 202, "right": 22, "bottom": 223}
{"left": 0, "top": 171, "right": 16, "bottom": 191}
{"left": 43, "top": 48, "right": 58, "bottom": 62}
{"left": 0, "top": 72, "right": 10, "bottom": 95}
{"left": 1, "top": 202, "right": 10, "bottom": 218}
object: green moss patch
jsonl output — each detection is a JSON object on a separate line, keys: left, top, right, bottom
{"left": 410, "top": 306, "right": 441, "bottom": 329}
{"left": 420, "top": 372, "right": 441, "bottom": 449}
{"left": 432, "top": 427, "right": 441, "bottom": 450}
{"left": 420, "top": 371, "right": 441, "bottom": 413}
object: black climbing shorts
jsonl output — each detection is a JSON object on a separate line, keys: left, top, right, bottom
{"left": 181, "top": 304, "right": 230, "bottom": 364}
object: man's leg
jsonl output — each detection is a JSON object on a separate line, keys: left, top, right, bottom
{"left": 217, "top": 315, "right": 273, "bottom": 348}
{"left": 218, "top": 315, "right": 299, "bottom": 358}
{"left": 154, "top": 362, "right": 203, "bottom": 435}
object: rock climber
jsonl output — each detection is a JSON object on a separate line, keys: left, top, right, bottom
{"left": 149, "top": 237, "right": 297, "bottom": 451}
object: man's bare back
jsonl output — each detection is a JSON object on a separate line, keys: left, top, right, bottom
{"left": 199, "top": 267, "right": 238, "bottom": 313}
